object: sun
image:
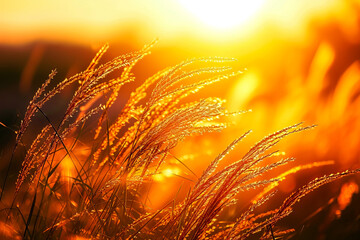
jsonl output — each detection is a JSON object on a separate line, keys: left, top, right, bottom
{"left": 178, "top": 0, "right": 265, "bottom": 30}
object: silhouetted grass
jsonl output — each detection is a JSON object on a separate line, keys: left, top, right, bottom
{"left": 0, "top": 41, "right": 358, "bottom": 239}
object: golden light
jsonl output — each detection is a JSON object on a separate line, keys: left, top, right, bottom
{"left": 178, "top": 0, "right": 265, "bottom": 29}
{"left": 153, "top": 167, "right": 181, "bottom": 181}
{"left": 2, "top": 0, "right": 360, "bottom": 238}
{"left": 337, "top": 181, "right": 359, "bottom": 212}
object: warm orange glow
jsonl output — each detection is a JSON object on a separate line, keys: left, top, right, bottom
{"left": 337, "top": 181, "right": 359, "bottom": 211}
{"left": 61, "top": 156, "right": 74, "bottom": 181}
{"left": 68, "top": 236, "right": 91, "bottom": 240}
{"left": 2, "top": 0, "right": 360, "bottom": 238}
{"left": 228, "top": 72, "right": 259, "bottom": 111}
{"left": 253, "top": 161, "right": 335, "bottom": 203}
{"left": 0, "top": 0, "right": 342, "bottom": 44}
{"left": 153, "top": 167, "right": 181, "bottom": 182}
{"left": 0, "top": 221, "right": 20, "bottom": 240}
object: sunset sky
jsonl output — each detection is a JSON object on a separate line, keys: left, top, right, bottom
{"left": 1, "top": 1, "right": 360, "bottom": 238}
{"left": 0, "top": 0, "right": 335, "bottom": 45}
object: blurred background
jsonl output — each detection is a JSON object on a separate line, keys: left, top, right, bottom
{"left": 1, "top": 0, "right": 360, "bottom": 238}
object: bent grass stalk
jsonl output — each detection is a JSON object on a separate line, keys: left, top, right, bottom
{"left": 0, "top": 41, "right": 358, "bottom": 239}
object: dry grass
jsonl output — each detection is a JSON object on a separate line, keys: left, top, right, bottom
{"left": 0, "top": 41, "right": 359, "bottom": 239}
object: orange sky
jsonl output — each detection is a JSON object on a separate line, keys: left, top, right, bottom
{"left": 0, "top": 0, "right": 336, "bottom": 45}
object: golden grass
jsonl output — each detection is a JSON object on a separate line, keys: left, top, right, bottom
{"left": 0, "top": 41, "right": 359, "bottom": 239}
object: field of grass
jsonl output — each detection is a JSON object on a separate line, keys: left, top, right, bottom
{"left": 0, "top": 40, "right": 359, "bottom": 240}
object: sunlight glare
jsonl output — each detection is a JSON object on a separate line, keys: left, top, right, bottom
{"left": 178, "top": 0, "right": 265, "bottom": 29}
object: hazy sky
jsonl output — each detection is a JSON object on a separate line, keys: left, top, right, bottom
{"left": 0, "top": 0, "right": 334, "bottom": 45}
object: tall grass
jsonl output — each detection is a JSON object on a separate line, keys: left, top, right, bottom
{"left": 0, "top": 41, "right": 358, "bottom": 239}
